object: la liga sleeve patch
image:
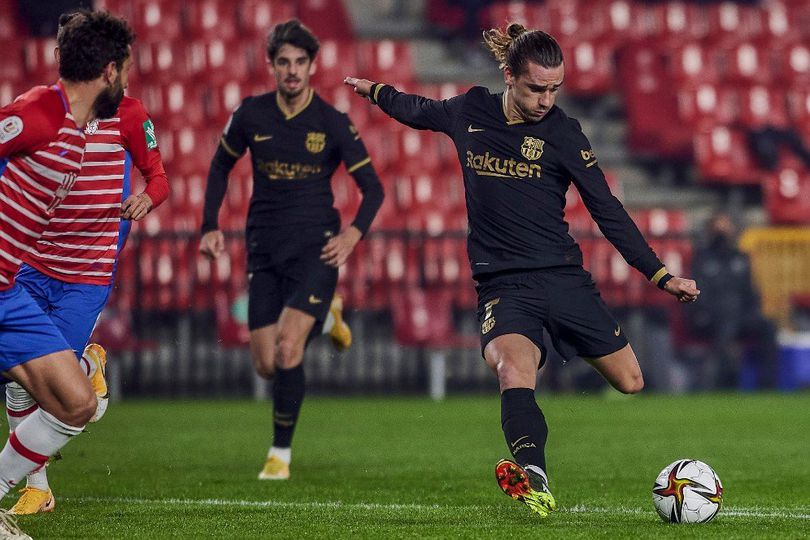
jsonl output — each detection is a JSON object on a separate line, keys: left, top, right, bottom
{"left": 0, "top": 116, "right": 23, "bottom": 143}
{"left": 143, "top": 119, "right": 158, "bottom": 149}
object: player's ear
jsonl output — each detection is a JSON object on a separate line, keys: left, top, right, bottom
{"left": 308, "top": 58, "right": 317, "bottom": 76}
{"left": 102, "top": 61, "right": 118, "bottom": 86}
{"left": 503, "top": 66, "right": 515, "bottom": 88}
{"left": 53, "top": 46, "right": 60, "bottom": 64}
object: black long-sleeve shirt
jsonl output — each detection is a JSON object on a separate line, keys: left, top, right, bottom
{"left": 371, "top": 84, "right": 667, "bottom": 283}
{"left": 202, "top": 89, "right": 384, "bottom": 259}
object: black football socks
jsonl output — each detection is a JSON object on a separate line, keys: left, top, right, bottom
{"left": 501, "top": 387, "right": 548, "bottom": 473}
{"left": 272, "top": 364, "right": 305, "bottom": 448}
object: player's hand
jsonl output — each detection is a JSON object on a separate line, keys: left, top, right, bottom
{"left": 321, "top": 226, "right": 362, "bottom": 268}
{"left": 199, "top": 230, "right": 225, "bottom": 260}
{"left": 664, "top": 276, "right": 700, "bottom": 303}
{"left": 344, "top": 77, "right": 375, "bottom": 99}
{"left": 121, "top": 192, "right": 153, "bottom": 221}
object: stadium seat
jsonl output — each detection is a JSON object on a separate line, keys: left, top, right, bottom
{"left": 356, "top": 40, "right": 414, "bottom": 87}
{"left": 763, "top": 165, "right": 810, "bottom": 224}
{"left": 298, "top": 0, "right": 354, "bottom": 40}
{"left": 311, "top": 40, "right": 358, "bottom": 91}
{"left": 669, "top": 42, "right": 718, "bottom": 83}
{"left": 676, "top": 82, "right": 737, "bottom": 128}
{"left": 694, "top": 125, "right": 762, "bottom": 185}
{"left": 22, "top": 38, "right": 58, "bottom": 81}
{"left": 722, "top": 41, "right": 772, "bottom": 84}
{"left": 557, "top": 38, "right": 615, "bottom": 97}
{"left": 737, "top": 85, "right": 789, "bottom": 129}
{"left": 391, "top": 288, "right": 476, "bottom": 349}
{"left": 130, "top": 0, "right": 182, "bottom": 42}
{"left": 184, "top": 0, "right": 237, "bottom": 40}
{"left": 705, "top": 2, "right": 764, "bottom": 41}
{"left": 236, "top": 0, "right": 297, "bottom": 37}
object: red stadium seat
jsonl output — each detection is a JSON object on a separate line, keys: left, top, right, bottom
{"left": 669, "top": 42, "right": 718, "bottom": 83}
{"left": 311, "top": 40, "right": 357, "bottom": 90}
{"left": 779, "top": 43, "right": 810, "bottom": 85}
{"left": 184, "top": 0, "right": 237, "bottom": 40}
{"left": 22, "top": 38, "right": 58, "bottom": 81}
{"left": 764, "top": 166, "right": 810, "bottom": 224}
{"left": 721, "top": 41, "right": 772, "bottom": 84}
{"left": 694, "top": 125, "right": 762, "bottom": 185}
{"left": 130, "top": 0, "right": 182, "bottom": 42}
{"left": 631, "top": 209, "right": 688, "bottom": 238}
{"left": 705, "top": 2, "right": 764, "bottom": 42}
{"left": 298, "top": 0, "right": 353, "bottom": 40}
{"left": 356, "top": 41, "right": 413, "bottom": 87}
{"left": 737, "top": 85, "right": 789, "bottom": 129}
{"left": 557, "top": 38, "right": 615, "bottom": 97}
{"left": 236, "top": 0, "right": 297, "bottom": 37}
{"left": 676, "top": 82, "right": 737, "bottom": 128}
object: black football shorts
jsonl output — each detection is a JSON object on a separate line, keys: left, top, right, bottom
{"left": 476, "top": 266, "right": 628, "bottom": 366}
{"left": 247, "top": 248, "right": 337, "bottom": 330}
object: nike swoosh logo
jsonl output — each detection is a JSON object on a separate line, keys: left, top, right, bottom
{"left": 614, "top": 326, "right": 621, "bottom": 336}
{"left": 309, "top": 295, "right": 323, "bottom": 304}
{"left": 510, "top": 435, "right": 529, "bottom": 449}
{"left": 253, "top": 134, "right": 273, "bottom": 142}
{"left": 467, "top": 124, "right": 484, "bottom": 133}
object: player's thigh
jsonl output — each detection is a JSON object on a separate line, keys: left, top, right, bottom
{"left": 484, "top": 333, "right": 543, "bottom": 392}
{"left": 477, "top": 273, "right": 547, "bottom": 389}
{"left": 584, "top": 343, "right": 644, "bottom": 394}
{"left": 545, "top": 267, "right": 628, "bottom": 362}
{"left": 284, "top": 248, "right": 337, "bottom": 326}
{"left": 49, "top": 282, "right": 111, "bottom": 356}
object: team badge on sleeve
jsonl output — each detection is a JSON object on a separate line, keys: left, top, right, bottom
{"left": 143, "top": 119, "right": 158, "bottom": 149}
{"left": 0, "top": 116, "right": 23, "bottom": 143}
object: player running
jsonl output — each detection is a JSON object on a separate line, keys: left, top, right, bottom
{"left": 0, "top": 10, "right": 134, "bottom": 537}
{"left": 200, "top": 19, "right": 384, "bottom": 480}
{"left": 345, "top": 22, "right": 699, "bottom": 517}
{"left": 5, "top": 11, "right": 170, "bottom": 516}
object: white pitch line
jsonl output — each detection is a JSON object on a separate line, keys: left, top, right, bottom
{"left": 65, "top": 497, "right": 810, "bottom": 521}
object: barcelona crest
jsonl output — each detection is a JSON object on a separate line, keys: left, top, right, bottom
{"left": 306, "top": 132, "right": 326, "bottom": 153}
{"left": 520, "top": 136, "right": 544, "bottom": 161}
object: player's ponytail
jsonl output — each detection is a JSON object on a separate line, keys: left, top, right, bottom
{"left": 483, "top": 22, "right": 563, "bottom": 75}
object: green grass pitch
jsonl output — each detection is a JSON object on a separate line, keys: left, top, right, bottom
{"left": 6, "top": 393, "right": 809, "bottom": 538}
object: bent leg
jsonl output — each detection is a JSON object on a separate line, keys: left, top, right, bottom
{"left": 250, "top": 324, "right": 278, "bottom": 380}
{"left": 585, "top": 343, "right": 645, "bottom": 394}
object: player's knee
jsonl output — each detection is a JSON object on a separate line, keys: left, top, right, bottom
{"left": 250, "top": 350, "right": 275, "bottom": 379}
{"left": 494, "top": 357, "right": 534, "bottom": 389}
{"left": 57, "top": 391, "right": 97, "bottom": 427}
{"left": 274, "top": 333, "right": 303, "bottom": 369}
{"left": 617, "top": 372, "right": 644, "bottom": 394}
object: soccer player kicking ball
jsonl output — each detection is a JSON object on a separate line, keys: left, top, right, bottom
{"left": 200, "top": 19, "right": 383, "bottom": 481}
{"left": 0, "top": 10, "right": 134, "bottom": 538}
{"left": 5, "top": 11, "right": 170, "bottom": 516}
{"left": 346, "top": 23, "right": 699, "bottom": 518}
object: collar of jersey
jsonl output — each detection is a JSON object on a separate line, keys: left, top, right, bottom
{"left": 276, "top": 88, "right": 314, "bottom": 121}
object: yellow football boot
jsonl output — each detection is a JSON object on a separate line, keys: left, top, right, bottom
{"left": 84, "top": 343, "right": 109, "bottom": 423}
{"left": 328, "top": 295, "right": 352, "bottom": 351}
{"left": 9, "top": 487, "right": 55, "bottom": 515}
{"left": 258, "top": 455, "right": 290, "bottom": 480}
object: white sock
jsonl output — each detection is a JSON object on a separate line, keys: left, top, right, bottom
{"left": 525, "top": 465, "right": 549, "bottom": 484}
{"left": 268, "top": 446, "right": 291, "bottom": 464}
{"left": 6, "top": 383, "right": 49, "bottom": 491}
{"left": 321, "top": 310, "right": 335, "bottom": 335}
{"left": 0, "top": 409, "right": 83, "bottom": 498}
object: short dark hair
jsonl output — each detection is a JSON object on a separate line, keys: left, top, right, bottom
{"left": 266, "top": 19, "right": 319, "bottom": 62}
{"left": 57, "top": 10, "right": 135, "bottom": 82}
{"left": 483, "top": 22, "right": 563, "bottom": 76}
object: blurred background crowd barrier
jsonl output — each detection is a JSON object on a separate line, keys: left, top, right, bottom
{"left": 2, "top": 0, "right": 809, "bottom": 396}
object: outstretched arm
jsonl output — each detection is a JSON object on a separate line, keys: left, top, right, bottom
{"left": 344, "top": 77, "right": 464, "bottom": 135}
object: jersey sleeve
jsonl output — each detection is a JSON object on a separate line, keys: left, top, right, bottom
{"left": 332, "top": 112, "right": 384, "bottom": 235}
{"left": 201, "top": 100, "right": 250, "bottom": 233}
{"left": 218, "top": 100, "right": 250, "bottom": 159}
{"left": 0, "top": 91, "right": 62, "bottom": 159}
{"left": 371, "top": 84, "right": 465, "bottom": 136}
{"left": 119, "top": 100, "right": 170, "bottom": 208}
{"left": 562, "top": 120, "right": 668, "bottom": 285}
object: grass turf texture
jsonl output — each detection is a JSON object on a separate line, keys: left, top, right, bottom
{"left": 6, "top": 393, "right": 808, "bottom": 538}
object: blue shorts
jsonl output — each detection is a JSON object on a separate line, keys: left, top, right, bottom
{"left": 0, "top": 283, "right": 72, "bottom": 377}
{"left": 15, "top": 264, "right": 112, "bottom": 356}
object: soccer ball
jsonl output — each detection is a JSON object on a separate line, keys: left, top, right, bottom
{"left": 652, "top": 459, "right": 723, "bottom": 524}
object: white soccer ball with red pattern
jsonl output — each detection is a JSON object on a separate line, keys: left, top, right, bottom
{"left": 652, "top": 459, "right": 723, "bottom": 523}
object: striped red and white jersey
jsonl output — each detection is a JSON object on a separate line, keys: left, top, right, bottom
{"left": 0, "top": 82, "right": 85, "bottom": 290}
{"left": 25, "top": 96, "right": 169, "bottom": 286}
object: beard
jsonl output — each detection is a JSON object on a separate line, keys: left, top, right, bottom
{"left": 92, "top": 80, "right": 125, "bottom": 120}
